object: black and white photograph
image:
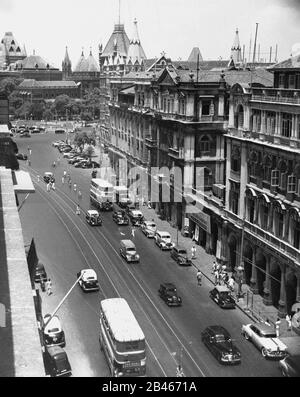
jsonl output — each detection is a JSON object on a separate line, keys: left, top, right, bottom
{"left": 1, "top": 0, "right": 300, "bottom": 381}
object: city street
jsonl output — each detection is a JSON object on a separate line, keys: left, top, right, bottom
{"left": 17, "top": 132, "right": 281, "bottom": 377}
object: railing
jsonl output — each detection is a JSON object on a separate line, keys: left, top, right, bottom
{"left": 252, "top": 94, "right": 300, "bottom": 105}
{"left": 168, "top": 147, "right": 184, "bottom": 159}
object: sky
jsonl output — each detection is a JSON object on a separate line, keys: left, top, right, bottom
{"left": 0, "top": 0, "right": 300, "bottom": 68}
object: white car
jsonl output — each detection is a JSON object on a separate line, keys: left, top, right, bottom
{"left": 141, "top": 221, "right": 157, "bottom": 238}
{"left": 241, "top": 322, "right": 287, "bottom": 359}
{"left": 43, "top": 314, "right": 66, "bottom": 347}
{"left": 155, "top": 231, "right": 174, "bottom": 250}
{"left": 77, "top": 269, "right": 100, "bottom": 292}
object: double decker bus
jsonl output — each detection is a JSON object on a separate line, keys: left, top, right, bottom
{"left": 99, "top": 298, "right": 146, "bottom": 377}
{"left": 90, "top": 178, "right": 114, "bottom": 211}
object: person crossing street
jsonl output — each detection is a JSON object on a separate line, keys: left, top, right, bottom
{"left": 196, "top": 270, "right": 202, "bottom": 286}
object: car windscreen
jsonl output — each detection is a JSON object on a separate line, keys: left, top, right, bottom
{"left": 126, "top": 248, "right": 136, "bottom": 252}
{"left": 178, "top": 250, "right": 187, "bottom": 254}
{"left": 48, "top": 328, "right": 59, "bottom": 333}
{"left": 263, "top": 332, "right": 277, "bottom": 338}
{"left": 215, "top": 335, "right": 226, "bottom": 343}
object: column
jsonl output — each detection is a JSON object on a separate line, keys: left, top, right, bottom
{"left": 229, "top": 102, "right": 235, "bottom": 128}
{"left": 218, "top": 95, "right": 224, "bottom": 117}
{"left": 291, "top": 114, "right": 296, "bottom": 139}
{"left": 261, "top": 110, "right": 266, "bottom": 134}
{"left": 244, "top": 106, "right": 250, "bottom": 130}
{"left": 278, "top": 264, "right": 287, "bottom": 318}
{"left": 225, "top": 140, "right": 231, "bottom": 211}
{"left": 239, "top": 142, "right": 247, "bottom": 219}
{"left": 209, "top": 100, "right": 214, "bottom": 116}
{"left": 250, "top": 247, "right": 259, "bottom": 294}
{"left": 263, "top": 256, "right": 273, "bottom": 305}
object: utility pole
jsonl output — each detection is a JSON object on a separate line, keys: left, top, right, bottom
{"left": 43, "top": 272, "right": 84, "bottom": 328}
{"left": 269, "top": 46, "right": 272, "bottom": 63}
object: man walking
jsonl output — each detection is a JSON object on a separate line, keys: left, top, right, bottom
{"left": 275, "top": 317, "right": 281, "bottom": 337}
{"left": 191, "top": 245, "right": 196, "bottom": 259}
{"left": 76, "top": 205, "right": 81, "bottom": 215}
{"left": 197, "top": 270, "right": 202, "bottom": 286}
{"left": 286, "top": 314, "right": 292, "bottom": 331}
{"left": 212, "top": 261, "right": 217, "bottom": 274}
{"left": 131, "top": 227, "right": 135, "bottom": 238}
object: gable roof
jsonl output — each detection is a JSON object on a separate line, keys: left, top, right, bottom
{"left": 187, "top": 47, "right": 203, "bottom": 62}
{"left": 270, "top": 54, "right": 300, "bottom": 70}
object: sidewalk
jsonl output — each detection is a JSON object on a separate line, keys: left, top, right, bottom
{"left": 138, "top": 204, "right": 298, "bottom": 340}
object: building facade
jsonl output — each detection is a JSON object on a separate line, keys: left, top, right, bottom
{"left": 224, "top": 53, "right": 300, "bottom": 316}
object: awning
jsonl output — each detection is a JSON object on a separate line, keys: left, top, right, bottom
{"left": 274, "top": 199, "right": 286, "bottom": 211}
{"left": 259, "top": 193, "right": 270, "bottom": 203}
{"left": 246, "top": 187, "right": 257, "bottom": 197}
{"left": 13, "top": 170, "right": 35, "bottom": 193}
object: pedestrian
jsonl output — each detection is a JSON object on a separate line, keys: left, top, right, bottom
{"left": 63, "top": 170, "right": 67, "bottom": 178}
{"left": 29, "top": 149, "right": 32, "bottom": 155}
{"left": 214, "top": 270, "right": 219, "bottom": 285}
{"left": 52, "top": 161, "right": 56, "bottom": 168}
{"left": 37, "top": 175, "right": 40, "bottom": 182}
{"left": 46, "top": 278, "right": 52, "bottom": 296}
{"left": 275, "top": 317, "right": 281, "bottom": 337}
{"left": 147, "top": 200, "right": 151, "bottom": 209}
{"left": 191, "top": 245, "right": 196, "bottom": 259}
{"left": 221, "top": 264, "right": 227, "bottom": 273}
{"left": 216, "top": 262, "right": 220, "bottom": 272}
{"left": 224, "top": 272, "right": 229, "bottom": 286}
{"left": 286, "top": 314, "right": 292, "bottom": 331}
{"left": 62, "top": 176, "right": 65, "bottom": 184}
{"left": 212, "top": 261, "right": 217, "bottom": 274}
{"left": 131, "top": 227, "right": 135, "bottom": 238}
{"left": 192, "top": 232, "right": 195, "bottom": 241}
{"left": 78, "top": 190, "right": 82, "bottom": 199}
{"left": 197, "top": 270, "right": 202, "bottom": 286}
{"left": 265, "top": 318, "right": 271, "bottom": 326}
{"left": 76, "top": 205, "right": 81, "bottom": 215}
{"left": 73, "top": 183, "right": 77, "bottom": 192}
{"left": 46, "top": 183, "right": 50, "bottom": 192}
{"left": 228, "top": 277, "right": 235, "bottom": 292}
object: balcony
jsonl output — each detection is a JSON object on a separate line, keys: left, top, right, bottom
{"left": 168, "top": 147, "right": 184, "bottom": 160}
{"left": 145, "top": 136, "right": 158, "bottom": 148}
{"left": 251, "top": 88, "right": 300, "bottom": 106}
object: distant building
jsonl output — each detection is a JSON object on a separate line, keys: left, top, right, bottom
{"left": 0, "top": 32, "right": 27, "bottom": 69}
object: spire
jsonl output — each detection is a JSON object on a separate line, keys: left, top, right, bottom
{"left": 230, "top": 28, "right": 242, "bottom": 63}
{"left": 127, "top": 19, "right": 146, "bottom": 64}
{"left": 64, "top": 46, "right": 71, "bottom": 63}
{"left": 130, "top": 18, "right": 140, "bottom": 44}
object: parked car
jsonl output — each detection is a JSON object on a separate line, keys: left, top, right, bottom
{"left": 77, "top": 269, "right": 100, "bottom": 292}
{"left": 170, "top": 246, "right": 192, "bottom": 266}
{"left": 63, "top": 152, "right": 76, "bottom": 159}
{"left": 209, "top": 286, "right": 236, "bottom": 309}
{"left": 20, "top": 131, "right": 31, "bottom": 138}
{"left": 128, "top": 209, "right": 144, "bottom": 226}
{"left": 44, "top": 346, "right": 72, "bottom": 377}
{"left": 141, "top": 220, "right": 157, "bottom": 238}
{"left": 59, "top": 146, "right": 72, "bottom": 153}
{"left": 279, "top": 354, "right": 300, "bottom": 377}
{"left": 81, "top": 161, "right": 94, "bottom": 169}
{"left": 155, "top": 231, "right": 174, "bottom": 250}
{"left": 31, "top": 128, "right": 40, "bottom": 133}
{"left": 55, "top": 129, "right": 66, "bottom": 134}
{"left": 69, "top": 156, "right": 84, "bottom": 165}
{"left": 34, "top": 262, "right": 47, "bottom": 283}
{"left": 125, "top": 203, "right": 136, "bottom": 214}
{"left": 119, "top": 239, "right": 140, "bottom": 263}
{"left": 90, "top": 161, "right": 100, "bottom": 168}
{"left": 158, "top": 283, "right": 182, "bottom": 306}
{"left": 85, "top": 209, "right": 102, "bottom": 226}
{"left": 201, "top": 325, "right": 241, "bottom": 365}
{"left": 112, "top": 210, "right": 129, "bottom": 225}
{"left": 16, "top": 153, "right": 28, "bottom": 160}
{"left": 241, "top": 322, "right": 288, "bottom": 359}
{"left": 43, "top": 172, "right": 54, "bottom": 184}
{"left": 43, "top": 314, "right": 66, "bottom": 347}
{"left": 52, "top": 141, "right": 65, "bottom": 147}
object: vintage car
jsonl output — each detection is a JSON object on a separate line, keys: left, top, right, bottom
{"left": 170, "top": 246, "right": 192, "bottom": 266}
{"left": 43, "top": 314, "right": 66, "bottom": 347}
{"left": 141, "top": 220, "right": 157, "bottom": 238}
{"left": 77, "top": 269, "right": 100, "bottom": 292}
{"left": 241, "top": 322, "right": 288, "bottom": 359}
{"left": 43, "top": 172, "right": 55, "bottom": 184}
{"left": 209, "top": 286, "right": 236, "bottom": 309}
{"left": 279, "top": 354, "right": 300, "bottom": 377}
{"left": 44, "top": 346, "right": 72, "bottom": 377}
{"left": 16, "top": 153, "right": 28, "bottom": 160}
{"left": 112, "top": 210, "right": 129, "bottom": 225}
{"left": 201, "top": 325, "right": 241, "bottom": 365}
{"left": 34, "top": 262, "right": 47, "bottom": 283}
{"left": 85, "top": 210, "right": 102, "bottom": 226}
{"left": 128, "top": 209, "right": 144, "bottom": 226}
{"left": 158, "top": 283, "right": 182, "bottom": 307}
{"left": 119, "top": 240, "right": 140, "bottom": 263}
{"left": 155, "top": 231, "right": 174, "bottom": 250}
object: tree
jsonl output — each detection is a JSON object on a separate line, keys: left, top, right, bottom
{"left": 83, "top": 145, "right": 95, "bottom": 163}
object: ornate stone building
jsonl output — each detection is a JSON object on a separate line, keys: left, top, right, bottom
{"left": 0, "top": 32, "right": 27, "bottom": 69}
{"left": 224, "top": 52, "right": 300, "bottom": 316}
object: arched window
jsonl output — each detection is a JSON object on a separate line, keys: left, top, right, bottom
{"left": 263, "top": 155, "right": 272, "bottom": 182}
{"left": 258, "top": 194, "right": 270, "bottom": 229}
{"left": 273, "top": 200, "right": 286, "bottom": 239}
{"left": 234, "top": 104, "right": 244, "bottom": 129}
{"left": 199, "top": 135, "right": 210, "bottom": 153}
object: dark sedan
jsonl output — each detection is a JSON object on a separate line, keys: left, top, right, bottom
{"left": 209, "top": 285, "right": 236, "bottom": 309}
{"left": 16, "top": 153, "right": 28, "bottom": 160}
{"left": 158, "top": 283, "right": 182, "bottom": 307}
{"left": 112, "top": 210, "right": 129, "bottom": 225}
{"left": 201, "top": 325, "right": 241, "bottom": 365}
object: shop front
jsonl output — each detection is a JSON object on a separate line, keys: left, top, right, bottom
{"left": 187, "top": 211, "right": 211, "bottom": 252}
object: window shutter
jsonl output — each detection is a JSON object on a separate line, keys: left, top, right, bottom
{"left": 280, "top": 172, "right": 288, "bottom": 189}
{"left": 271, "top": 169, "right": 279, "bottom": 186}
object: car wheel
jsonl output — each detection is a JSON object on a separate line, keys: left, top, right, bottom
{"left": 244, "top": 332, "right": 250, "bottom": 341}
{"left": 261, "top": 348, "right": 268, "bottom": 358}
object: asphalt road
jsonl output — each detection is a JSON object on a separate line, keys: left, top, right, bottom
{"left": 16, "top": 131, "right": 281, "bottom": 377}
